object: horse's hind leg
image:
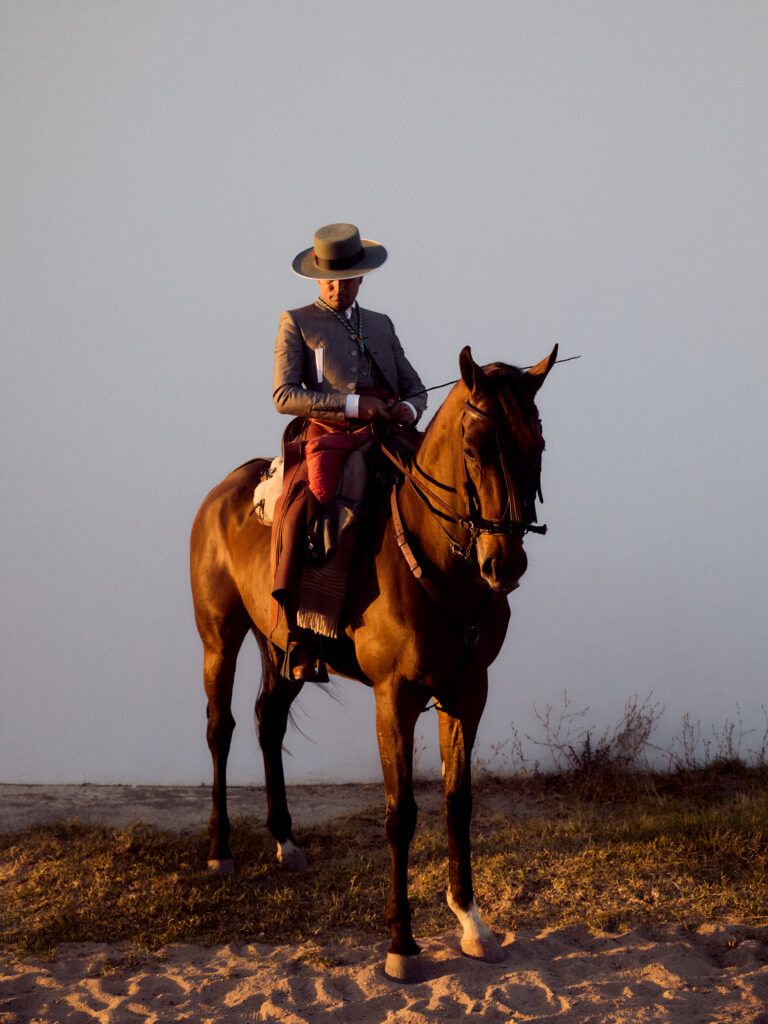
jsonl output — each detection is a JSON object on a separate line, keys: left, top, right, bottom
{"left": 438, "top": 675, "right": 504, "bottom": 963}
{"left": 254, "top": 634, "right": 307, "bottom": 871}
{"left": 202, "top": 619, "right": 248, "bottom": 873}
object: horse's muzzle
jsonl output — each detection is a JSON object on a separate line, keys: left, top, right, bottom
{"left": 480, "top": 548, "right": 527, "bottom": 594}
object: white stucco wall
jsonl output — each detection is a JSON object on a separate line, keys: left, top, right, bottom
{"left": 2, "top": 1, "right": 767, "bottom": 785}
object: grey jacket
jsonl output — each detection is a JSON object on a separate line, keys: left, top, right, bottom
{"left": 273, "top": 302, "right": 427, "bottom": 425}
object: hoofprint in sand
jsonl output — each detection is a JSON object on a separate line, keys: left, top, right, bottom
{"left": 3, "top": 923, "right": 768, "bottom": 1024}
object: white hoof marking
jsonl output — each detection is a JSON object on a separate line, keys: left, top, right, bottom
{"left": 276, "top": 839, "right": 308, "bottom": 871}
{"left": 207, "top": 858, "right": 235, "bottom": 875}
{"left": 447, "top": 892, "right": 504, "bottom": 960}
{"left": 447, "top": 893, "right": 493, "bottom": 943}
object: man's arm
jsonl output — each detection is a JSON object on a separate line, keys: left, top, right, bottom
{"left": 387, "top": 317, "right": 427, "bottom": 423}
{"left": 272, "top": 311, "right": 349, "bottom": 423}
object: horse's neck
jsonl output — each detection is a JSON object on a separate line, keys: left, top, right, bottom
{"left": 416, "top": 383, "right": 466, "bottom": 480}
{"left": 397, "top": 390, "right": 475, "bottom": 580}
{"left": 412, "top": 412, "right": 460, "bottom": 498}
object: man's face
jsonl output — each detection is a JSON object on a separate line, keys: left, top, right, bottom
{"left": 317, "top": 276, "right": 363, "bottom": 311}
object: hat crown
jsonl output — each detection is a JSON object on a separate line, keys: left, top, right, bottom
{"left": 313, "top": 223, "right": 362, "bottom": 263}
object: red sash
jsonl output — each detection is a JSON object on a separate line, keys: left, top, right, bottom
{"left": 304, "top": 386, "right": 392, "bottom": 504}
{"left": 304, "top": 422, "right": 371, "bottom": 504}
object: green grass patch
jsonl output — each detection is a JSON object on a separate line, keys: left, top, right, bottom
{"left": 3, "top": 768, "right": 768, "bottom": 960}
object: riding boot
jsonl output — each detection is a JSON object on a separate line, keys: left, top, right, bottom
{"left": 283, "top": 631, "right": 329, "bottom": 684}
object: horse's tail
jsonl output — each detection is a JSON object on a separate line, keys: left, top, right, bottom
{"left": 251, "top": 627, "right": 320, "bottom": 745}
{"left": 252, "top": 628, "right": 274, "bottom": 708}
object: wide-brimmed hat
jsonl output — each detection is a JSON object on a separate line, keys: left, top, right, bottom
{"left": 292, "top": 223, "right": 387, "bottom": 279}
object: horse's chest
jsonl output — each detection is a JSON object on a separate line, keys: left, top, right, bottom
{"left": 355, "top": 612, "right": 502, "bottom": 689}
{"left": 351, "top": 527, "right": 512, "bottom": 687}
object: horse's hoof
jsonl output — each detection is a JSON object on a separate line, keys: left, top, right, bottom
{"left": 276, "top": 839, "right": 308, "bottom": 872}
{"left": 384, "top": 952, "right": 425, "bottom": 984}
{"left": 207, "top": 858, "right": 235, "bottom": 875}
{"left": 461, "top": 934, "right": 505, "bottom": 963}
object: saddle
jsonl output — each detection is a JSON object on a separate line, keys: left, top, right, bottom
{"left": 268, "top": 416, "right": 419, "bottom": 644}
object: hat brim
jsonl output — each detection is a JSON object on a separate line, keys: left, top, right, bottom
{"left": 291, "top": 238, "right": 388, "bottom": 279}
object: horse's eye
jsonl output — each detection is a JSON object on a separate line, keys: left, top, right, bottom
{"left": 463, "top": 448, "right": 477, "bottom": 462}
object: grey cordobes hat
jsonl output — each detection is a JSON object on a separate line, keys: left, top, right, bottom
{"left": 292, "top": 223, "right": 388, "bottom": 280}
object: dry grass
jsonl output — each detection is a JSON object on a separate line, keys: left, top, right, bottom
{"left": 3, "top": 765, "right": 768, "bottom": 961}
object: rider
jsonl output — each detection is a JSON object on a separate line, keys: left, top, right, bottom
{"left": 272, "top": 222, "right": 427, "bottom": 681}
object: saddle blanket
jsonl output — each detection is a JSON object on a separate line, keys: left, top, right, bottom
{"left": 253, "top": 457, "right": 284, "bottom": 525}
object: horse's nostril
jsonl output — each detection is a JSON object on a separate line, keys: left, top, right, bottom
{"left": 481, "top": 556, "right": 509, "bottom": 588}
{"left": 481, "top": 556, "right": 495, "bottom": 580}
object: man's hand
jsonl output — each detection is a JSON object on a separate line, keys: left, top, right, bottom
{"left": 387, "top": 401, "right": 416, "bottom": 426}
{"left": 358, "top": 396, "right": 392, "bottom": 421}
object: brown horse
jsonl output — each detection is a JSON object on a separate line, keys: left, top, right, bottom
{"left": 190, "top": 344, "right": 557, "bottom": 981}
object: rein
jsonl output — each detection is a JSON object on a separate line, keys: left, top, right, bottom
{"left": 374, "top": 402, "right": 546, "bottom": 559}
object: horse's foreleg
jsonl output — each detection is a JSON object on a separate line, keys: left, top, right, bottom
{"left": 255, "top": 639, "right": 307, "bottom": 871}
{"left": 374, "top": 680, "right": 426, "bottom": 981}
{"left": 438, "top": 678, "right": 505, "bottom": 963}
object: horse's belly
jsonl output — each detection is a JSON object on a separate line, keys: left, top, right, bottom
{"left": 231, "top": 519, "right": 278, "bottom": 635}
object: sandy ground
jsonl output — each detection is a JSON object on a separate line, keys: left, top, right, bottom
{"left": 2, "top": 784, "right": 768, "bottom": 1023}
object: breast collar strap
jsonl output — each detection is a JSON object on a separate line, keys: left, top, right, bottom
{"left": 389, "top": 483, "right": 491, "bottom": 645}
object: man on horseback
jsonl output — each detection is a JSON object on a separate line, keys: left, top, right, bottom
{"left": 271, "top": 222, "right": 427, "bottom": 682}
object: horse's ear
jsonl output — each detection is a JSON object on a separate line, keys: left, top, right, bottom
{"left": 459, "top": 346, "right": 486, "bottom": 392}
{"left": 524, "top": 344, "right": 559, "bottom": 394}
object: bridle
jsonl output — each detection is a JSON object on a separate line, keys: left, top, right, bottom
{"left": 377, "top": 398, "right": 546, "bottom": 563}
{"left": 455, "top": 399, "right": 547, "bottom": 544}
{"left": 374, "top": 397, "right": 547, "bottom": 644}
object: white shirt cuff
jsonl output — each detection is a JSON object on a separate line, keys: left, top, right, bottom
{"left": 345, "top": 394, "right": 360, "bottom": 419}
{"left": 402, "top": 400, "right": 417, "bottom": 422}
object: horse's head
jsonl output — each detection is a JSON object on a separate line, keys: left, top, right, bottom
{"left": 457, "top": 344, "right": 557, "bottom": 593}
